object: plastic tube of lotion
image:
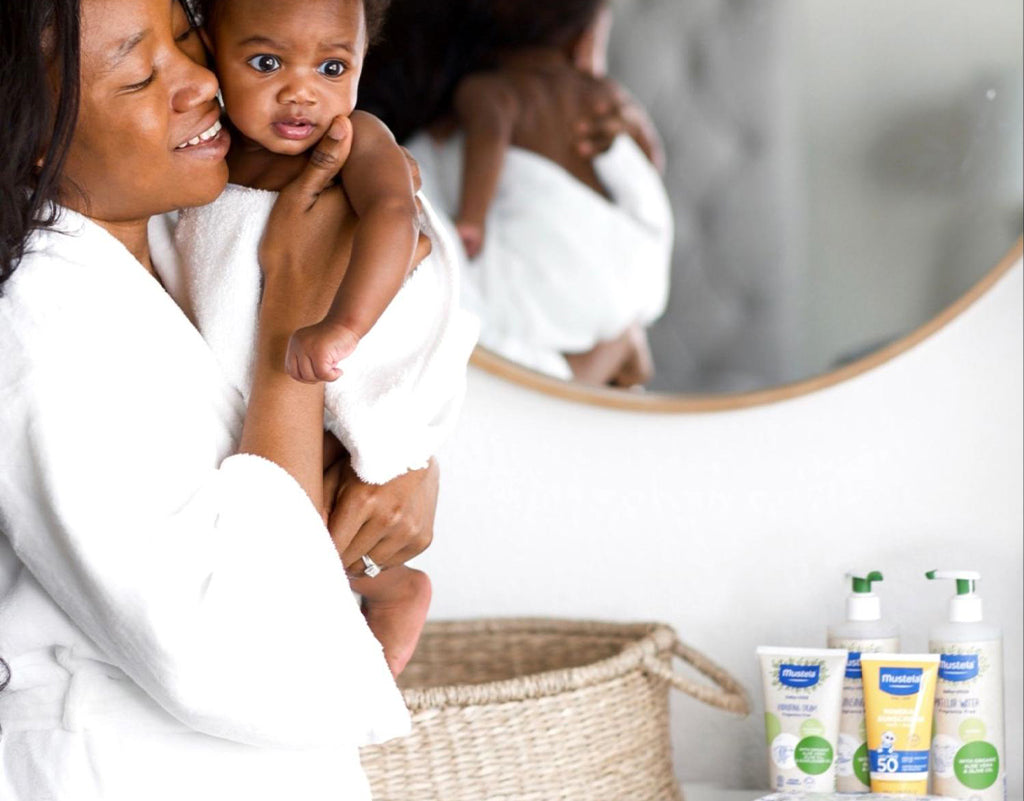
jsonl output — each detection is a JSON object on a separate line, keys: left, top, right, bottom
{"left": 757, "top": 647, "right": 847, "bottom": 792}
{"left": 860, "top": 653, "right": 940, "bottom": 794}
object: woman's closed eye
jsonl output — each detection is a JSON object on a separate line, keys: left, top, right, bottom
{"left": 247, "top": 54, "right": 282, "bottom": 73}
{"left": 120, "top": 71, "right": 157, "bottom": 93}
{"left": 174, "top": 25, "right": 197, "bottom": 44}
{"left": 317, "top": 59, "right": 346, "bottom": 78}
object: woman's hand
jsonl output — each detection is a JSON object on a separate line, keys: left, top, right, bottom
{"left": 259, "top": 116, "right": 357, "bottom": 325}
{"left": 239, "top": 117, "right": 358, "bottom": 505}
{"left": 322, "top": 455, "right": 440, "bottom": 576}
{"left": 575, "top": 78, "right": 666, "bottom": 174}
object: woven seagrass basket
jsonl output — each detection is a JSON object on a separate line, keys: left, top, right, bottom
{"left": 359, "top": 618, "right": 750, "bottom": 801}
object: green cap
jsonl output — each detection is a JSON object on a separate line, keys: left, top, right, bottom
{"left": 848, "top": 571, "right": 883, "bottom": 593}
{"left": 926, "top": 569, "right": 979, "bottom": 595}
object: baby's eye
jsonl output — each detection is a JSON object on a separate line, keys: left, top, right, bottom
{"left": 246, "top": 54, "right": 281, "bottom": 73}
{"left": 317, "top": 59, "right": 346, "bottom": 78}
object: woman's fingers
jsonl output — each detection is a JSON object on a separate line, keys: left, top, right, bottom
{"left": 326, "top": 477, "right": 370, "bottom": 555}
{"left": 343, "top": 527, "right": 406, "bottom": 576}
{"left": 291, "top": 116, "right": 353, "bottom": 205}
{"left": 324, "top": 458, "right": 438, "bottom": 572}
{"left": 321, "top": 460, "right": 346, "bottom": 525}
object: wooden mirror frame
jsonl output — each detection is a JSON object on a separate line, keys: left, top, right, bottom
{"left": 470, "top": 238, "right": 1023, "bottom": 413}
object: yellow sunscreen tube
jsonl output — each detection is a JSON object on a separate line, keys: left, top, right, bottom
{"left": 860, "top": 653, "right": 940, "bottom": 794}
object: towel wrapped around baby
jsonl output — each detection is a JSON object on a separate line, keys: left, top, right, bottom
{"left": 406, "top": 132, "right": 673, "bottom": 380}
{"left": 174, "top": 187, "right": 479, "bottom": 484}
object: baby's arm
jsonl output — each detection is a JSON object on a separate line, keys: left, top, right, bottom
{"left": 453, "top": 74, "right": 518, "bottom": 258}
{"left": 286, "top": 112, "right": 419, "bottom": 383}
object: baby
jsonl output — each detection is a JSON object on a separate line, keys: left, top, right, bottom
{"left": 449, "top": 0, "right": 666, "bottom": 387}
{"left": 186, "top": 0, "right": 478, "bottom": 675}
{"left": 453, "top": 0, "right": 660, "bottom": 258}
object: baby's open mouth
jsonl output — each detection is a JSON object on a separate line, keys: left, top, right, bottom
{"left": 272, "top": 119, "right": 318, "bottom": 140}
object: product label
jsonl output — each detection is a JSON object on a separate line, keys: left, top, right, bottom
{"left": 828, "top": 636, "right": 898, "bottom": 793}
{"left": 761, "top": 652, "right": 846, "bottom": 792}
{"left": 870, "top": 747, "right": 930, "bottom": 775}
{"left": 931, "top": 639, "right": 1006, "bottom": 800}
{"left": 939, "top": 653, "right": 980, "bottom": 682}
{"left": 879, "top": 667, "right": 923, "bottom": 696}
{"left": 779, "top": 664, "right": 820, "bottom": 688}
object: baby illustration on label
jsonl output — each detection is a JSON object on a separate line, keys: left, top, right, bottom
{"left": 879, "top": 730, "right": 897, "bottom": 754}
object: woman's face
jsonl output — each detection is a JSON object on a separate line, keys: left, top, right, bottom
{"left": 61, "top": 0, "right": 230, "bottom": 223}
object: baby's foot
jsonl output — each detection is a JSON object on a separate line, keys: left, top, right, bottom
{"left": 285, "top": 321, "right": 360, "bottom": 383}
{"left": 455, "top": 221, "right": 484, "bottom": 259}
{"left": 354, "top": 567, "right": 432, "bottom": 677}
{"left": 611, "top": 324, "right": 654, "bottom": 388}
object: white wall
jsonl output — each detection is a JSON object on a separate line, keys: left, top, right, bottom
{"left": 422, "top": 263, "right": 1023, "bottom": 793}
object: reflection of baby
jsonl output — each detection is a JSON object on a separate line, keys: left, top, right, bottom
{"left": 189, "top": 0, "right": 471, "bottom": 676}
{"left": 452, "top": 0, "right": 665, "bottom": 387}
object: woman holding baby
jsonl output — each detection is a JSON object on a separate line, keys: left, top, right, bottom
{"left": 0, "top": 0, "right": 438, "bottom": 797}
{"left": 0, "top": 0, "right": 650, "bottom": 797}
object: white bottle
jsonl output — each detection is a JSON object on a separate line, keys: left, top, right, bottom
{"left": 927, "top": 570, "right": 1006, "bottom": 800}
{"left": 826, "top": 570, "right": 899, "bottom": 793}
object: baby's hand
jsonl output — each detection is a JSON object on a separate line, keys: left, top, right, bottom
{"left": 285, "top": 321, "right": 360, "bottom": 383}
{"left": 456, "top": 220, "right": 484, "bottom": 259}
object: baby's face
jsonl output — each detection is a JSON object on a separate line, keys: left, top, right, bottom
{"left": 209, "top": 0, "right": 367, "bottom": 155}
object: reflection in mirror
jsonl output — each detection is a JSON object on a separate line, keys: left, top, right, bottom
{"left": 361, "top": 0, "right": 1023, "bottom": 395}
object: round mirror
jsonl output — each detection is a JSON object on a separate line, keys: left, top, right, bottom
{"left": 603, "top": 0, "right": 1022, "bottom": 395}
{"left": 362, "top": 0, "right": 1022, "bottom": 402}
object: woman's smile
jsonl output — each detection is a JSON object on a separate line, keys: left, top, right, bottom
{"left": 175, "top": 117, "right": 230, "bottom": 152}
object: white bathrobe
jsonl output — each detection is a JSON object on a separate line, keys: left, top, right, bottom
{"left": 406, "top": 132, "right": 674, "bottom": 379}
{"left": 0, "top": 209, "right": 410, "bottom": 801}
{"left": 174, "top": 186, "right": 479, "bottom": 485}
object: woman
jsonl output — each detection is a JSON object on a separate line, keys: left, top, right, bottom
{"left": 0, "top": 0, "right": 436, "bottom": 798}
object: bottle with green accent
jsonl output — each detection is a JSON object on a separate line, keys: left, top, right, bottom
{"left": 826, "top": 570, "right": 899, "bottom": 792}
{"left": 927, "top": 570, "right": 1006, "bottom": 800}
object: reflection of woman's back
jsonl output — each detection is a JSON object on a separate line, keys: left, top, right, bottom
{"left": 388, "top": 0, "right": 674, "bottom": 384}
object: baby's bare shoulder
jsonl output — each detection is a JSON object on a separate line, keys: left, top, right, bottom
{"left": 454, "top": 72, "right": 519, "bottom": 117}
{"left": 348, "top": 110, "right": 399, "bottom": 150}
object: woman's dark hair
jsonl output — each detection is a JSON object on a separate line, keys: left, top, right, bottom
{"left": 0, "top": 0, "right": 81, "bottom": 289}
{"left": 358, "top": 0, "right": 605, "bottom": 143}
{"left": 359, "top": 0, "right": 481, "bottom": 143}
{"left": 467, "top": 0, "right": 606, "bottom": 52}
{"left": 198, "top": 0, "right": 392, "bottom": 44}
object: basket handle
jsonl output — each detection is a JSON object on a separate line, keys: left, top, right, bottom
{"left": 641, "top": 637, "right": 750, "bottom": 715}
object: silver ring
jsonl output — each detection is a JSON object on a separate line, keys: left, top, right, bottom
{"left": 361, "top": 555, "right": 381, "bottom": 578}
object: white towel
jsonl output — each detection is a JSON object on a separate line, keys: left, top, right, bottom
{"left": 406, "top": 132, "right": 673, "bottom": 379}
{"left": 175, "top": 186, "right": 479, "bottom": 484}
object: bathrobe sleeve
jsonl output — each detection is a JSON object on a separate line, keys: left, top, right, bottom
{"left": 0, "top": 234, "right": 410, "bottom": 749}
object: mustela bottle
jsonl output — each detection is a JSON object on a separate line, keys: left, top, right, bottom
{"left": 927, "top": 570, "right": 1006, "bottom": 800}
{"left": 826, "top": 571, "right": 899, "bottom": 792}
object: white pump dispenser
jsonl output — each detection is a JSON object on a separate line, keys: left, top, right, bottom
{"left": 826, "top": 571, "right": 899, "bottom": 792}
{"left": 927, "top": 570, "right": 1006, "bottom": 800}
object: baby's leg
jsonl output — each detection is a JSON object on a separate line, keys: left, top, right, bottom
{"left": 349, "top": 566, "right": 432, "bottom": 677}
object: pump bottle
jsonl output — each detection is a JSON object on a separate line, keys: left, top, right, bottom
{"left": 826, "top": 570, "right": 899, "bottom": 793}
{"left": 927, "top": 570, "right": 1006, "bottom": 800}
